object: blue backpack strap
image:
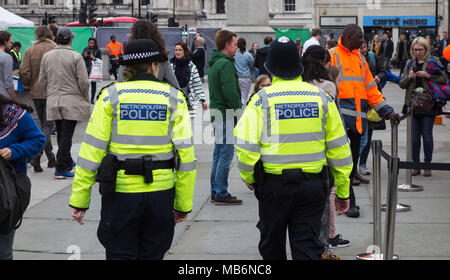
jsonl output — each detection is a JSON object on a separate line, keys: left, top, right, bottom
{"left": 368, "top": 51, "right": 376, "bottom": 68}
{"left": 406, "top": 59, "right": 414, "bottom": 71}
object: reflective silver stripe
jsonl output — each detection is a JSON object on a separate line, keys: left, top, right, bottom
{"left": 83, "top": 133, "right": 109, "bottom": 150}
{"left": 257, "top": 89, "right": 271, "bottom": 140}
{"left": 168, "top": 87, "right": 179, "bottom": 141}
{"left": 328, "top": 155, "right": 353, "bottom": 167}
{"left": 109, "top": 84, "right": 119, "bottom": 117}
{"left": 365, "top": 80, "right": 377, "bottom": 90}
{"left": 326, "top": 135, "right": 349, "bottom": 150}
{"left": 318, "top": 88, "right": 329, "bottom": 127}
{"left": 77, "top": 156, "right": 100, "bottom": 171}
{"left": 261, "top": 151, "right": 326, "bottom": 164}
{"left": 234, "top": 137, "right": 260, "bottom": 153}
{"left": 330, "top": 49, "right": 342, "bottom": 74}
{"left": 179, "top": 160, "right": 196, "bottom": 172}
{"left": 237, "top": 160, "right": 254, "bottom": 172}
{"left": 173, "top": 137, "right": 194, "bottom": 149}
{"left": 330, "top": 49, "right": 365, "bottom": 83}
{"left": 340, "top": 108, "right": 367, "bottom": 119}
{"left": 340, "top": 76, "right": 365, "bottom": 83}
{"left": 359, "top": 53, "right": 367, "bottom": 77}
{"left": 372, "top": 100, "right": 387, "bottom": 112}
{"left": 269, "top": 131, "right": 324, "bottom": 143}
{"left": 108, "top": 151, "right": 175, "bottom": 161}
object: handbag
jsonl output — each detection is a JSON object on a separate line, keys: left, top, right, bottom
{"left": 367, "top": 109, "right": 386, "bottom": 130}
{"left": 411, "top": 87, "right": 435, "bottom": 112}
{"left": 89, "top": 59, "right": 103, "bottom": 82}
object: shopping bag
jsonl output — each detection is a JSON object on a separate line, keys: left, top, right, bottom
{"left": 89, "top": 59, "right": 103, "bottom": 82}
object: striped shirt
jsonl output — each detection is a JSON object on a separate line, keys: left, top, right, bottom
{"left": 171, "top": 61, "right": 206, "bottom": 117}
{"left": 0, "top": 51, "right": 14, "bottom": 98}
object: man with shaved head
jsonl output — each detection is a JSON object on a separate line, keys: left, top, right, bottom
{"left": 328, "top": 24, "right": 400, "bottom": 218}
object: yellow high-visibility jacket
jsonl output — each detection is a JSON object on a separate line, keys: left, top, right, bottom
{"left": 234, "top": 76, "right": 352, "bottom": 199}
{"left": 70, "top": 75, "right": 196, "bottom": 212}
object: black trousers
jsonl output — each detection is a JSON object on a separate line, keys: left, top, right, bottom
{"left": 33, "top": 99, "right": 54, "bottom": 158}
{"left": 97, "top": 189, "right": 175, "bottom": 260}
{"left": 255, "top": 175, "right": 327, "bottom": 260}
{"left": 55, "top": 120, "right": 77, "bottom": 172}
{"left": 347, "top": 129, "right": 361, "bottom": 208}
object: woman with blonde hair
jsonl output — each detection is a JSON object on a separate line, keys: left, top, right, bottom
{"left": 399, "top": 36, "right": 448, "bottom": 177}
{"left": 370, "top": 34, "right": 382, "bottom": 57}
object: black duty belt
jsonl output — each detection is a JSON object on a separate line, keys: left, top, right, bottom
{"left": 264, "top": 170, "right": 323, "bottom": 181}
{"left": 118, "top": 157, "right": 175, "bottom": 184}
{"left": 117, "top": 159, "right": 174, "bottom": 171}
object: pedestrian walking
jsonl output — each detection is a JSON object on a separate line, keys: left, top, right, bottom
{"left": 191, "top": 36, "right": 206, "bottom": 83}
{"left": 370, "top": 34, "right": 382, "bottom": 57}
{"left": 208, "top": 30, "right": 243, "bottom": 205}
{"left": 302, "top": 28, "right": 322, "bottom": 55}
{"left": 126, "top": 20, "right": 179, "bottom": 88}
{"left": 70, "top": 39, "right": 196, "bottom": 260}
{"left": 39, "top": 27, "right": 90, "bottom": 180}
{"left": 396, "top": 34, "right": 411, "bottom": 77}
{"left": 0, "top": 95, "right": 45, "bottom": 260}
{"left": 82, "top": 37, "right": 102, "bottom": 104}
{"left": 380, "top": 32, "right": 394, "bottom": 70}
{"left": 170, "top": 41, "right": 208, "bottom": 121}
{"left": 329, "top": 24, "right": 400, "bottom": 218}
{"left": 9, "top": 42, "right": 21, "bottom": 71}
{"left": 235, "top": 36, "right": 352, "bottom": 260}
{"left": 254, "top": 36, "right": 272, "bottom": 76}
{"left": 358, "top": 40, "right": 387, "bottom": 178}
{"left": 234, "top": 38, "right": 254, "bottom": 107}
{"left": 0, "top": 31, "right": 16, "bottom": 100}
{"left": 399, "top": 36, "right": 448, "bottom": 177}
{"left": 19, "top": 26, "right": 57, "bottom": 173}
{"left": 106, "top": 35, "right": 123, "bottom": 81}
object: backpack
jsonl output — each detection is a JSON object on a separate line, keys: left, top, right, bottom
{"left": 0, "top": 156, "right": 31, "bottom": 234}
{"left": 367, "top": 51, "right": 376, "bottom": 69}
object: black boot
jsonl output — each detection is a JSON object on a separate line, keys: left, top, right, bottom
{"left": 47, "top": 153, "right": 56, "bottom": 168}
{"left": 31, "top": 155, "right": 43, "bottom": 173}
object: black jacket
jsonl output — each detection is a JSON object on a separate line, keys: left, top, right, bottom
{"left": 379, "top": 40, "right": 394, "bottom": 59}
{"left": 365, "top": 51, "right": 387, "bottom": 91}
{"left": 191, "top": 46, "right": 206, "bottom": 78}
{"left": 254, "top": 46, "right": 270, "bottom": 75}
{"left": 82, "top": 46, "right": 102, "bottom": 74}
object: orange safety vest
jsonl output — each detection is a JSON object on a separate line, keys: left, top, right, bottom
{"left": 329, "top": 38, "right": 392, "bottom": 134}
{"left": 106, "top": 41, "right": 124, "bottom": 59}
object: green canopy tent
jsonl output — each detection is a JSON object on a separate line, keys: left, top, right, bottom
{"left": 273, "top": 28, "right": 310, "bottom": 45}
{"left": 6, "top": 27, "right": 95, "bottom": 57}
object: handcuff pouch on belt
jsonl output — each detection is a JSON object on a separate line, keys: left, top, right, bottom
{"left": 95, "top": 154, "right": 120, "bottom": 196}
{"left": 123, "top": 155, "right": 154, "bottom": 184}
{"left": 253, "top": 159, "right": 265, "bottom": 188}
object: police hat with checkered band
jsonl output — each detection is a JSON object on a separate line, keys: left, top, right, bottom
{"left": 264, "top": 36, "right": 304, "bottom": 79}
{"left": 119, "top": 39, "right": 168, "bottom": 66}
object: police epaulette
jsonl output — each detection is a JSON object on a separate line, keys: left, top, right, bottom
{"left": 96, "top": 82, "right": 118, "bottom": 101}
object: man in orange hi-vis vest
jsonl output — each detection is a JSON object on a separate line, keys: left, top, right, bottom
{"left": 106, "top": 35, "right": 124, "bottom": 80}
{"left": 329, "top": 24, "right": 400, "bottom": 218}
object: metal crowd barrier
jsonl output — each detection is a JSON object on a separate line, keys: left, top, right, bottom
{"left": 358, "top": 112, "right": 450, "bottom": 260}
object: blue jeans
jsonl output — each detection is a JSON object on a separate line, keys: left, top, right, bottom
{"left": 0, "top": 230, "right": 15, "bottom": 260}
{"left": 359, "top": 127, "right": 373, "bottom": 167}
{"left": 412, "top": 114, "right": 435, "bottom": 163}
{"left": 210, "top": 120, "right": 235, "bottom": 199}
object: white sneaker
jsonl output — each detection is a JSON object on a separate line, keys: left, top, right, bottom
{"left": 359, "top": 165, "right": 370, "bottom": 175}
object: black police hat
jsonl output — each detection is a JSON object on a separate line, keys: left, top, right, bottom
{"left": 264, "top": 36, "right": 304, "bottom": 79}
{"left": 119, "top": 39, "right": 168, "bottom": 66}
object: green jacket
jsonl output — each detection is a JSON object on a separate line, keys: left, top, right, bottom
{"left": 399, "top": 57, "right": 448, "bottom": 106}
{"left": 208, "top": 50, "right": 242, "bottom": 122}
